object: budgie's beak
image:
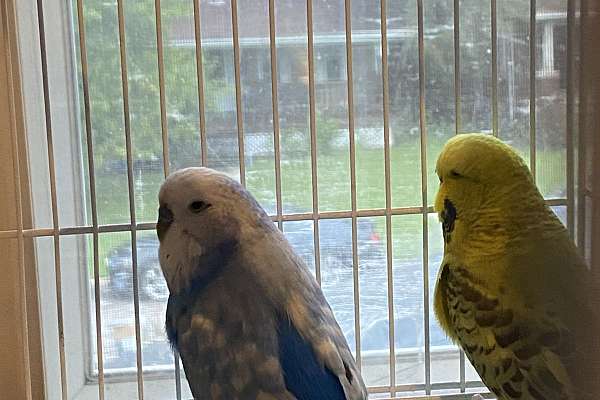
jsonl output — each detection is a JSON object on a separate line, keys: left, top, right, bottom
{"left": 157, "top": 205, "right": 174, "bottom": 241}
{"left": 434, "top": 180, "right": 445, "bottom": 215}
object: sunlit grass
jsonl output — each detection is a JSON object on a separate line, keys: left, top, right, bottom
{"left": 91, "top": 136, "right": 567, "bottom": 275}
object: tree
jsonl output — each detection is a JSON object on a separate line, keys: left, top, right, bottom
{"left": 76, "top": 0, "right": 223, "bottom": 171}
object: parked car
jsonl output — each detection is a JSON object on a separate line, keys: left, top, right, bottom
{"left": 105, "top": 237, "right": 169, "bottom": 301}
{"left": 105, "top": 212, "right": 385, "bottom": 300}
{"left": 283, "top": 218, "right": 385, "bottom": 271}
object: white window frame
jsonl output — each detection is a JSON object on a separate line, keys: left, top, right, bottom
{"left": 9, "top": 0, "right": 94, "bottom": 398}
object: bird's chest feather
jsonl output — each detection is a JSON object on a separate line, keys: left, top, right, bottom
{"left": 437, "top": 265, "right": 556, "bottom": 399}
{"left": 167, "top": 276, "right": 278, "bottom": 356}
{"left": 166, "top": 277, "right": 292, "bottom": 398}
{"left": 441, "top": 265, "right": 507, "bottom": 340}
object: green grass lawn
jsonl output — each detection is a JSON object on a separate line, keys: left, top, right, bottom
{"left": 90, "top": 136, "right": 566, "bottom": 276}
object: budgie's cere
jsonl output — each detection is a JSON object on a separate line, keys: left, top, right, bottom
{"left": 157, "top": 167, "right": 367, "bottom": 400}
{"left": 433, "top": 133, "right": 600, "bottom": 399}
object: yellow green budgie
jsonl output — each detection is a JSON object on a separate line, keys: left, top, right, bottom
{"left": 433, "top": 134, "right": 600, "bottom": 399}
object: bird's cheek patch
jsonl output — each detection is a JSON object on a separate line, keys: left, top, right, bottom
{"left": 441, "top": 198, "right": 457, "bottom": 243}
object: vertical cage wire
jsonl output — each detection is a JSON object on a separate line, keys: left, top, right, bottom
{"left": 343, "top": 0, "right": 362, "bottom": 368}
{"left": 453, "top": 0, "right": 467, "bottom": 391}
{"left": 155, "top": 0, "right": 169, "bottom": 175}
{"left": 193, "top": 0, "right": 208, "bottom": 167}
{"left": 154, "top": 0, "right": 182, "bottom": 394}
{"left": 576, "top": 0, "right": 587, "bottom": 252}
{"left": 566, "top": 0, "right": 576, "bottom": 239}
{"left": 35, "top": 0, "right": 68, "bottom": 397}
{"left": 491, "top": 0, "right": 499, "bottom": 138}
{"left": 230, "top": 0, "right": 246, "bottom": 186}
{"left": 268, "top": 0, "right": 284, "bottom": 230}
{"left": 453, "top": 0, "right": 461, "bottom": 136}
{"left": 4, "top": 4, "right": 32, "bottom": 397}
{"left": 379, "top": 0, "right": 396, "bottom": 394}
{"left": 306, "top": 0, "right": 322, "bottom": 285}
{"left": 173, "top": 354, "right": 182, "bottom": 400}
{"left": 416, "top": 0, "right": 431, "bottom": 393}
{"left": 74, "top": 0, "right": 105, "bottom": 396}
{"left": 115, "top": 0, "right": 145, "bottom": 397}
{"left": 529, "top": 0, "right": 537, "bottom": 180}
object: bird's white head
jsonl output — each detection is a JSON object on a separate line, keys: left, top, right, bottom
{"left": 156, "top": 167, "right": 272, "bottom": 294}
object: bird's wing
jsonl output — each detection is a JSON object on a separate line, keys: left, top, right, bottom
{"left": 278, "top": 317, "right": 347, "bottom": 400}
{"left": 168, "top": 285, "right": 296, "bottom": 400}
{"left": 283, "top": 276, "right": 368, "bottom": 400}
{"left": 173, "top": 298, "right": 355, "bottom": 400}
{"left": 441, "top": 264, "right": 579, "bottom": 400}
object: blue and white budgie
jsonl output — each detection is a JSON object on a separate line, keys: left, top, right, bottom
{"left": 156, "top": 167, "right": 367, "bottom": 400}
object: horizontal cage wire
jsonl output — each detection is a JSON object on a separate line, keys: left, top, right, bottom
{"left": 0, "top": 199, "right": 568, "bottom": 240}
{"left": 2, "top": 0, "right": 579, "bottom": 398}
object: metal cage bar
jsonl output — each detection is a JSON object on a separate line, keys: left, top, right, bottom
{"left": 416, "top": 0, "right": 431, "bottom": 393}
{"left": 343, "top": 0, "right": 362, "bottom": 368}
{"left": 0, "top": 199, "right": 568, "bottom": 240}
{"left": 577, "top": 0, "right": 586, "bottom": 251}
{"left": 74, "top": 0, "right": 105, "bottom": 396}
{"left": 115, "top": 0, "right": 145, "bottom": 397}
{"left": 380, "top": 0, "right": 396, "bottom": 394}
{"left": 159, "top": 2, "right": 184, "bottom": 394}
{"left": 566, "top": 0, "right": 577, "bottom": 240}
{"left": 193, "top": 0, "right": 208, "bottom": 167}
{"left": 453, "top": 0, "right": 467, "bottom": 390}
{"left": 268, "top": 0, "right": 284, "bottom": 230}
{"left": 155, "top": 0, "right": 169, "bottom": 176}
{"left": 230, "top": 0, "right": 246, "bottom": 186}
{"left": 453, "top": 0, "right": 461, "bottom": 136}
{"left": 34, "top": 0, "right": 67, "bottom": 397}
{"left": 4, "top": 4, "right": 32, "bottom": 396}
{"left": 367, "top": 379, "right": 489, "bottom": 395}
{"left": 306, "top": 0, "right": 322, "bottom": 285}
{"left": 529, "top": 0, "right": 537, "bottom": 179}
{"left": 491, "top": 0, "right": 499, "bottom": 138}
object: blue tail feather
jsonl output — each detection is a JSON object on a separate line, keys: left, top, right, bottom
{"left": 278, "top": 317, "right": 346, "bottom": 400}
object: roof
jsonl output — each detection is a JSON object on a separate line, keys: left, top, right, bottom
{"left": 167, "top": 0, "right": 567, "bottom": 47}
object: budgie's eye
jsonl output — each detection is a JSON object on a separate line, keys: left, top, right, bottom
{"left": 188, "top": 200, "right": 211, "bottom": 213}
{"left": 450, "top": 170, "right": 462, "bottom": 178}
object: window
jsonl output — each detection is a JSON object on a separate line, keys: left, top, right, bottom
{"left": 535, "top": 12, "right": 567, "bottom": 80}
{"left": 6, "top": 0, "right": 575, "bottom": 398}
